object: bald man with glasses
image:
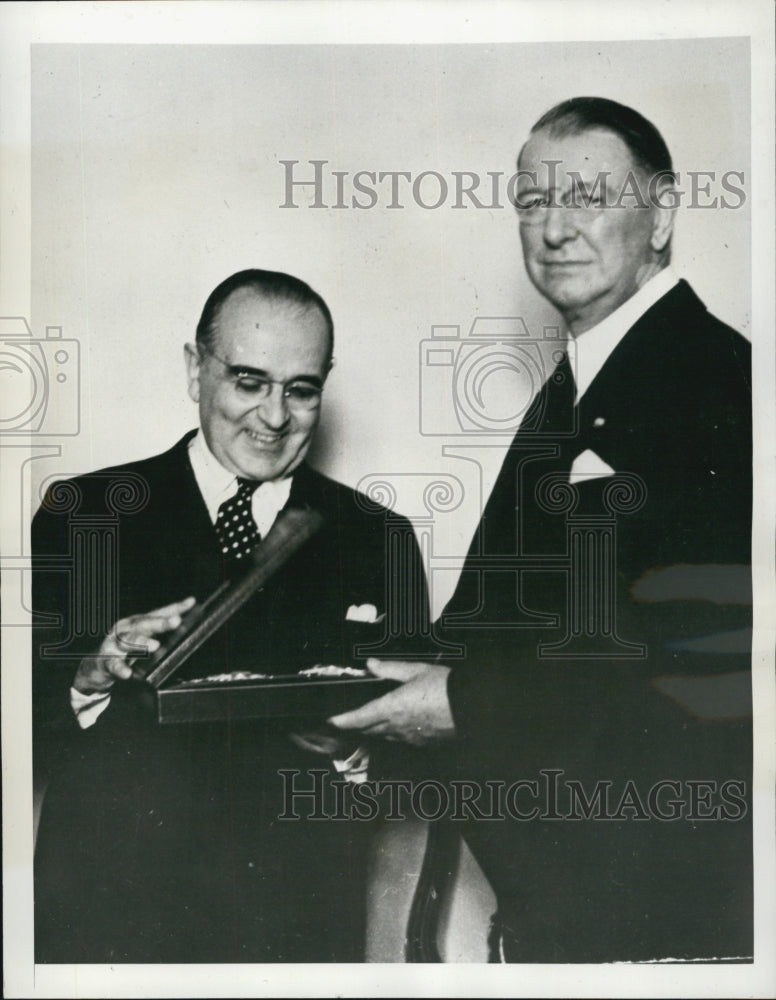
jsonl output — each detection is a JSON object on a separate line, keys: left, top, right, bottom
{"left": 33, "top": 269, "right": 427, "bottom": 964}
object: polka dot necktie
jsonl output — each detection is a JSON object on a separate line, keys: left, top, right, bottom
{"left": 215, "top": 477, "right": 262, "bottom": 567}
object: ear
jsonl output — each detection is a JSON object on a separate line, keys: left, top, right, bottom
{"left": 184, "top": 342, "right": 201, "bottom": 404}
{"left": 649, "top": 178, "right": 677, "bottom": 253}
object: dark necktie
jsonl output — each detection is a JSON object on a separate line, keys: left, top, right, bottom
{"left": 519, "top": 349, "right": 575, "bottom": 438}
{"left": 215, "top": 477, "right": 262, "bottom": 566}
{"left": 482, "top": 350, "right": 578, "bottom": 562}
{"left": 514, "top": 349, "right": 577, "bottom": 544}
{"left": 440, "top": 349, "right": 577, "bottom": 629}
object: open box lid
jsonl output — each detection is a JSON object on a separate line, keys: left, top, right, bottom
{"left": 131, "top": 504, "right": 325, "bottom": 691}
{"left": 128, "top": 504, "right": 398, "bottom": 724}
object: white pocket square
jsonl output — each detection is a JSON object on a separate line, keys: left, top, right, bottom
{"left": 569, "top": 449, "right": 616, "bottom": 485}
{"left": 345, "top": 603, "right": 384, "bottom": 623}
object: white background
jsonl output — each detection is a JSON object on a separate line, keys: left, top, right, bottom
{"left": 28, "top": 38, "right": 752, "bottom": 618}
{"left": 2, "top": 2, "right": 774, "bottom": 998}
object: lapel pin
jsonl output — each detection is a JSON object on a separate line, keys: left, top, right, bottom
{"left": 593, "top": 416, "right": 606, "bottom": 427}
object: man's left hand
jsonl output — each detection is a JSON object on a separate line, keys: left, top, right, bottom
{"left": 328, "top": 658, "right": 455, "bottom": 746}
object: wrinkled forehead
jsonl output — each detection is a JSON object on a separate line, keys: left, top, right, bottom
{"left": 211, "top": 289, "right": 331, "bottom": 374}
{"left": 517, "top": 126, "right": 643, "bottom": 190}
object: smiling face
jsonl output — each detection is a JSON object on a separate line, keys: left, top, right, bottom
{"left": 516, "top": 127, "right": 674, "bottom": 335}
{"left": 185, "top": 289, "right": 331, "bottom": 481}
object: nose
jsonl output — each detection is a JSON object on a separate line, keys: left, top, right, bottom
{"left": 256, "top": 383, "right": 290, "bottom": 430}
{"left": 542, "top": 205, "right": 577, "bottom": 247}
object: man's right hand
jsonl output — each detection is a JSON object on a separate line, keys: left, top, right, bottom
{"left": 73, "top": 596, "right": 197, "bottom": 695}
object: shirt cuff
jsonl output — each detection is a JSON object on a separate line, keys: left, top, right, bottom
{"left": 70, "top": 686, "right": 111, "bottom": 729}
{"left": 332, "top": 746, "right": 370, "bottom": 784}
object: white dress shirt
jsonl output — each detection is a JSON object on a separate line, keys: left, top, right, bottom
{"left": 568, "top": 267, "right": 679, "bottom": 403}
{"left": 71, "top": 431, "right": 292, "bottom": 728}
{"left": 70, "top": 432, "right": 368, "bottom": 780}
{"left": 188, "top": 430, "right": 292, "bottom": 537}
{"left": 476, "top": 269, "right": 679, "bottom": 503}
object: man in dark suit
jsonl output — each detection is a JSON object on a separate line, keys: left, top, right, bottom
{"left": 332, "top": 98, "right": 753, "bottom": 962}
{"left": 33, "top": 268, "right": 428, "bottom": 963}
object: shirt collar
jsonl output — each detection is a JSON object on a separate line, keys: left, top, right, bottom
{"left": 188, "top": 430, "right": 293, "bottom": 525}
{"left": 569, "top": 267, "right": 679, "bottom": 402}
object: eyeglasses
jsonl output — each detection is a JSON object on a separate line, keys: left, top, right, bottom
{"left": 514, "top": 187, "right": 609, "bottom": 226}
{"left": 200, "top": 344, "right": 326, "bottom": 410}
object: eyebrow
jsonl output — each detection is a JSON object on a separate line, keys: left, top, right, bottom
{"left": 225, "top": 363, "right": 324, "bottom": 387}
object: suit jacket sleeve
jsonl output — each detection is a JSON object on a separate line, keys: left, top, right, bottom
{"left": 32, "top": 484, "right": 97, "bottom": 784}
{"left": 443, "top": 287, "right": 752, "bottom": 777}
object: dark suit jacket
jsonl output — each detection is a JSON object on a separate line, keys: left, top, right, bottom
{"left": 33, "top": 431, "right": 428, "bottom": 963}
{"left": 441, "top": 281, "right": 753, "bottom": 962}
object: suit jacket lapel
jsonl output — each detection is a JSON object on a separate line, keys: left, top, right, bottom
{"left": 578, "top": 280, "right": 703, "bottom": 431}
{"left": 174, "top": 431, "right": 223, "bottom": 548}
{"left": 141, "top": 432, "right": 225, "bottom": 600}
